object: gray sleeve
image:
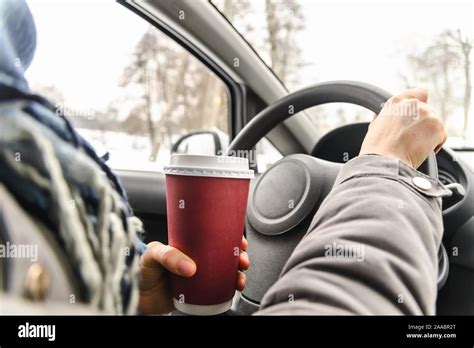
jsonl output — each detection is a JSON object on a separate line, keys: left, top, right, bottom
{"left": 256, "top": 154, "right": 452, "bottom": 315}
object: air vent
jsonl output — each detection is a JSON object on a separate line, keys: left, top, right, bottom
{"left": 438, "top": 169, "right": 460, "bottom": 210}
{"left": 438, "top": 169, "right": 457, "bottom": 186}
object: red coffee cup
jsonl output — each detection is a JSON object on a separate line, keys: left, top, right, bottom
{"left": 163, "top": 154, "right": 254, "bottom": 315}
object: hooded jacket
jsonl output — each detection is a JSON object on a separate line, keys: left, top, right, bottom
{"left": 0, "top": 0, "right": 37, "bottom": 92}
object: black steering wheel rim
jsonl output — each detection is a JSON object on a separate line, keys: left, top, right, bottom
{"left": 228, "top": 80, "right": 437, "bottom": 177}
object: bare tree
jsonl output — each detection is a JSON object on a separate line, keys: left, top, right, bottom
{"left": 446, "top": 30, "right": 472, "bottom": 142}
{"left": 400, "top": 33, "right": 460, "bottom": 123}
{"left": 218, "top": 0, "right": 252, "bottom": 22}
{"left": 121, "top": 27, "right": 198, "bottom": 160}
{"left": 400, "top": 29, "right": 472, "bottom": 142}
{"left": 121, "top": 28, "right": 160, "bottom": 149}
{"left": 121, "top": 25, "right": 233, "bottom": 160}
{"left": 264, "top": 0, "right": 305, "bottom": 86}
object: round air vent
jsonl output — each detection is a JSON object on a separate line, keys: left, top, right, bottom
{"left": 438, "top": 169, "right": 456, "bottom": 186}
{"left": 438, "top": 169, "right": 460, "bottom": 210}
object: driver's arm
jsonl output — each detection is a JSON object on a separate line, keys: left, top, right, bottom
{"left": 257, "top": 88, "right": 450, "bottom": 315}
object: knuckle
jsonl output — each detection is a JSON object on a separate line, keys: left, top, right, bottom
{"left": 389, "top": 95, "right": 402, "bottom": 104}
{"left": 416, "top": 103, "right": 431, "bottom": 117}
{"left": 145, "top": 242, "right": 160, "bottom": 257}
{"left": 426, "top": 116, "right": 444, "bottom": 132}
{"left": 160, "top": 246, "right": 175, "bottom": 265}
{"left": 147, "top": 241, "right": 160, "bottom": 250}
{"left": 417, "top": 87, "right": 428, "bottom": 98}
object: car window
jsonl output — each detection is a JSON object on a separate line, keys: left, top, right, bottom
{"left": 26, "top": 0, "right": 229, "bottom": 171}
{"left": 212, "top": 0, "right": 474, "bottom": 149}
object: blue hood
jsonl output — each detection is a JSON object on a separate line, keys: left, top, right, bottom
{"left": 0, "top": 0, "right": 37, "bottom": 92}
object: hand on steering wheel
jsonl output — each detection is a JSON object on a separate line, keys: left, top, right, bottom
{"left": 360, "top": 88, "right": 447, "bottom": 168}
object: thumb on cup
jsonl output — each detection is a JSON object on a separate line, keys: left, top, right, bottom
{"left": 143, "top": 242, "right": 197, "bottom": 277}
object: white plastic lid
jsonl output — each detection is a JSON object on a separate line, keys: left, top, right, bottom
{"left": 163, "top": 154, "right": 254, "bottom": 179}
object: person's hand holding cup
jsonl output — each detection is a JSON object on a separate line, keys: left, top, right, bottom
{"left": 138, "top": 236, "right": 250, "bottom": 315}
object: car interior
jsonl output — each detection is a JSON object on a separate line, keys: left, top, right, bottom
{"left": 114, "top": 0, "right": 474, "bottom": 315}
{"left": 1, "top": 0, "right": 472, "bottom": 317}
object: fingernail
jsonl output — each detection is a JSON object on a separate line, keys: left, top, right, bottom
{"left": 178, "top": 260, "right": 196, "bottom": 277}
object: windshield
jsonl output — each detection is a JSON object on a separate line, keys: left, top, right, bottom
{"left": 211, "top": 0, "right": 474, "bottom": 148}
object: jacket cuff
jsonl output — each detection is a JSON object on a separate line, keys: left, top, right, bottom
{"left": 335, "top": 154, "right": 452, "bottom": 199}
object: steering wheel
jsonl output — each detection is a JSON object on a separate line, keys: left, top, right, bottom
{"left": 226, "top": 81, "right": 447, "bottom": 315}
